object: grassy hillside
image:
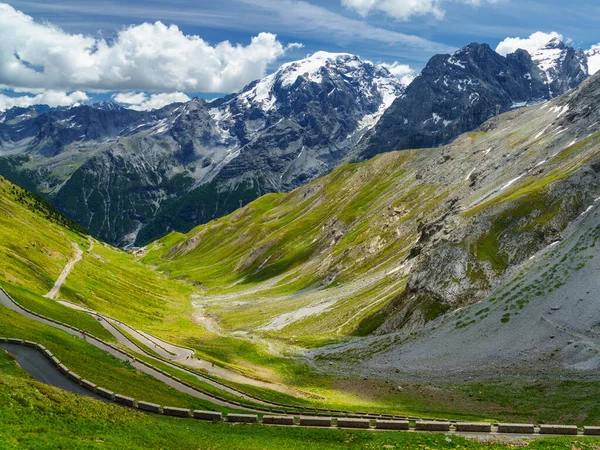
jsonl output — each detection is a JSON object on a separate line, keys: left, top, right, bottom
{"left": 143, "top": 76, "right": 600, "bottom": 344}
{"left": 3, "top": 349, "right": 600, "bottom": 450}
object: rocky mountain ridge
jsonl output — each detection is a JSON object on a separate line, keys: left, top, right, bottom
{"left": 143, "top": 71, "right": 600, "bottom": 355}
{"left": 0, "top": 52, "right": 405, "bottom": 246}
{"left": 357, "top": 39, "right": 590, "bottom": 160}
{"left": 0, "top": 39, "right": 593, "bottom": 246}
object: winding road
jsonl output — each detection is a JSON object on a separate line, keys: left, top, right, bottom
{"left": 0, "top": 288, "right": 261, "bottom": 410}
{"left": 39, "top": 239, "right": 300, "bottom": 396}
{"left": 0, "top": 342, "right": 106, "bottom": 401}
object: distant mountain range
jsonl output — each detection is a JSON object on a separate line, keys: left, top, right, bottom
{"left": 0, "top": 38, "right": 595, "bottom": 246}
{"left": 356, "top": 38, "right": 589, "bottom": 160}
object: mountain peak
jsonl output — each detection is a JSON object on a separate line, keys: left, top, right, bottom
{"left": 275, "top": 51, "right": 361, "bottom": 88}
{"left": 544, "top": 36, "right": 566, "bottom": 50}
{"left": 586, "top": 45, "right": 600, "bottom": 75}
{"left": 233, "top": 51, "right": 404, "bottom": 113}
{"left": 93, "top": 100, "right": 122, "bottom": 112}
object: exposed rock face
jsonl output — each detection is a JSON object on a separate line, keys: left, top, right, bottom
{"left": 377, "top": 71, "right": 600, "bottom": 334}
{"left": 357, "top": 40, "right": 589, "bottom": 161}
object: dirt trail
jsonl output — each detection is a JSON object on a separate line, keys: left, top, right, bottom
{"left": 44, "top": 243, "right": 83, "bottom": 300}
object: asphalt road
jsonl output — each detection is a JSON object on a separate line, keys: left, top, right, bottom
{"left": 0, "top": 342, "right": 106, "bottom": 401}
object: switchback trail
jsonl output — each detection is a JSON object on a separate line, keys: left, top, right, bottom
{"left": 0, "top": 288, "right": 259, "bottom": 411}
{"left": 57, "top": 300, "right": 301, "bottom": 397}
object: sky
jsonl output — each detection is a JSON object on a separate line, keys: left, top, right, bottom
{"left": 0, "top": 0, "right": 599, "bottom": 111}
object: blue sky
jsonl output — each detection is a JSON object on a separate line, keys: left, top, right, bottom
{"left": 0, "top": 0, "right": 599, "bottom": 109}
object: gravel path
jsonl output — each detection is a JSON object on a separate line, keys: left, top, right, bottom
{"left": 43, "top": 243, "right": 83, "bottom": 300}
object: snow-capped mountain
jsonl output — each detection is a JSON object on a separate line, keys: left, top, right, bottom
{"left": 357, "top": 39, "right": 589, "bottom": 161}
{"left": 92, "top": 100, "right": 124, "bottom": 112}
{"left": 0, "top": 42, "right": 593, "bottom": 247}
{"left": 227, "top": 52, "right": 402, "bottom": 126}
{"left": 586, "top": 44, "right": 600, "bottom": 75}
{"left": 530, "top": 37, "right": 589, "bottom": 97}
{"left": 0, "top": 52, "right": 406, "bottom": 246}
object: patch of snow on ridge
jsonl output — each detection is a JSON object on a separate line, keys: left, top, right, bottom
{"left": 586, "top": 44, "right": 600, "bottom": 75}
{"left": 557, "top": 105, "right": 570, "bottom": 118}
{"left": 501, "top": 174, "right": 524, "bottom": 191}
{"left": 534, "top": 125, "right": 551, "bottom": 140}
{"left": 580, "top": 205, "right": 595, "bottom": 217}
{"left": 447, "top": 56, "right": 466, "bottom": 69}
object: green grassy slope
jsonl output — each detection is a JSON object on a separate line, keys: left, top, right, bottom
{"left": 3, "top": 349, "right": 600, "bottom": 450}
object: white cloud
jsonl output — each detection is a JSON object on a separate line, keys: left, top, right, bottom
{"left": 0, "top": 90, "right": 88, "bottom": 111}
{"left": 113, "top": 92, "right": 191, "bottom": 111}
{"left": 239, "top": 0, "right": 453, "bottom": 56}
{"left": 495, "top": 31, "right": 563, "bottom": 56}
{"left": 381, "top": 62, "right": 417, "bottom": 86}
{"left": 341, "top": 0, "right": 499, "bottom": 21}
{"left": 0, "top": 3, "right": 299, "bottom": 93}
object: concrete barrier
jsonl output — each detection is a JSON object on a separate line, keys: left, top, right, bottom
{"left": 23, "top": 340, "right": 36, "bottom": 348}
{"left": 455, "top": 423, "right": 492, "bottom": 433}
{"left": 415, "top": 421, "right": 450, "bottom": 432}
{"left": 539, "top": 425, "right": 578, "bottom": 435}
{"left": 337, "top": 418, "right": 371, "bottom": 429}
{"left": 583, "top": 426, "right": 600, "bottom": 436}
{"left": 67, "top": 371, "right": 82, "bottom": 384}
{"left": 81, "top": 379, "right": 97, "bottom": 392}
{"left": 57, "top": 364, "right": 69, "bottom": 375}
{"left": 114, "top": 394, "right": 137, "bottom": 408}
{"left": 375, "top": 420, "right": 409, "bottom": 430}
{"left": 0, "top": 337, "right": 6, "bottom": 343}
{"left": 262, "top": 416, "right": 295, "bottom": 425}
{"left": 7, "top": 338, "right": 23, "bottom": 344}
{"left": 96, "top": 387, "right": 115, "bottom": 400}
{"left": 138, "top": 401, "right": 163, "bottom": 414}
{"left": 51, "top": 356, "right": 60, "bottom": 367}
{"left": 299, "top": 417, "right": 332, "bottom": 427}
{"left": 193, "top": 410, "right": 223, "bottom": 421}
{"left": 164, "top": 407, "right": 191, "bottom": 418}
{"left": 227, "top": 414, "right": 259, "bottom": 423}
{"left": 497, "top": 423, "right": 535, "bottom": 434}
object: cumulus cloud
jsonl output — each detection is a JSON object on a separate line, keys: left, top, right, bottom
{"left": 495, "top": 31, "right": 563, "bottom": 56}
{"left": 113, "top": 92, "right": 191, "bottom": 111}
{"left": 0, "top": 90, "right": 89, "bottom": 111}
{"left": 341, "top": 0, "right": 499, "bottom": 21}
{"left": 0, "top": 3, "right": 299, "bottom": 93}
{"left": 381, "top": 62, "right": 417, "bottom": 86}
